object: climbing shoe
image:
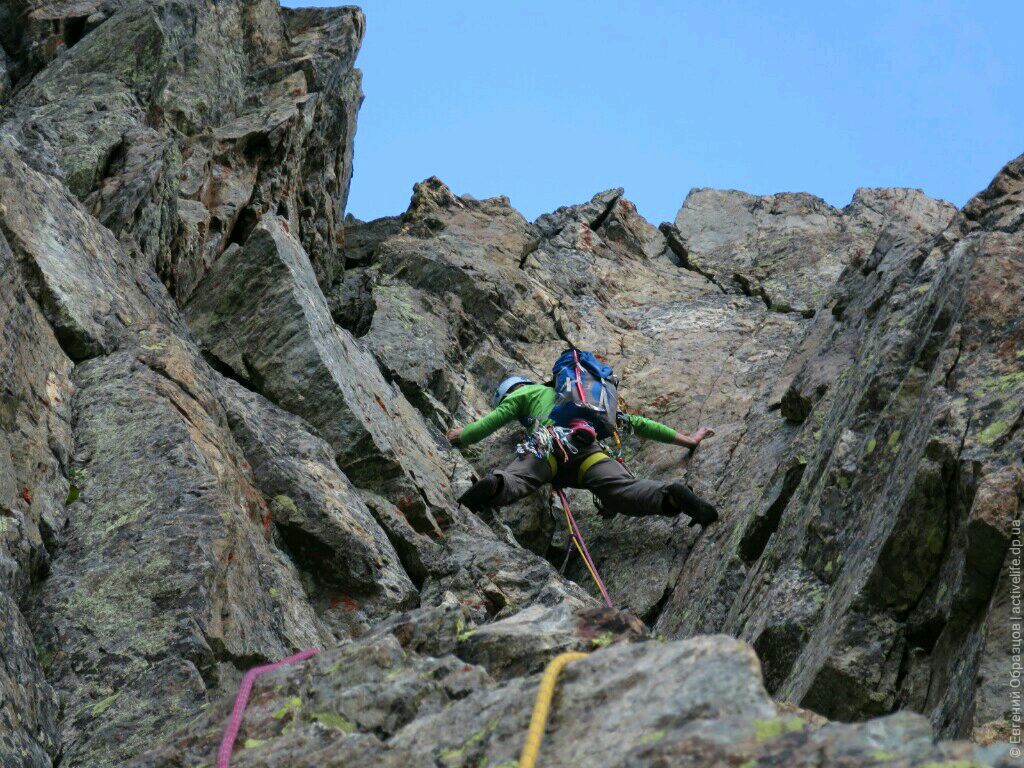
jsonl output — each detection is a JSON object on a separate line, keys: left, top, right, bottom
{"left": 458, "top": 474, "right": 502, "bottom": 511}
{"left": 595, "top": 496, "right": 617, "bottom": 520}
{"left": 665, "top": 482, "right": 719, "bottom": 526}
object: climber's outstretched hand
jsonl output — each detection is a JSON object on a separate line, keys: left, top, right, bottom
{"left": 446, "top": 427, "right": 463, "bottom": 446}
{"left": 692, "top": 427, "right": 714, "bottom": 443}
{"left": 674, "top": 427, "right": 714, "bottom": 449}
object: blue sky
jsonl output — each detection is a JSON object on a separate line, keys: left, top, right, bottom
{"left": 284, "top": 1, "right": 1022, "bottom": 224}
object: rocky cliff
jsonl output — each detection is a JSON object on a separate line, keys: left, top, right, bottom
{"left": 0, "top": 2, "right": 1019, "bottom": 767}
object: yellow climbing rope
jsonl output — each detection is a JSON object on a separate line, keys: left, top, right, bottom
{"left": 518, "top": 651, "right": 589, "bottom": 768}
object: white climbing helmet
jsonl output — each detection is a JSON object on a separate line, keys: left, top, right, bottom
{"left": 493, "top": 375, "right": 534, "bottom": 407}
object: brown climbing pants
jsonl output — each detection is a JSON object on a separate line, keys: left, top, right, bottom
{"left": 489, "top": 441, "right": 673, "bottom": 517}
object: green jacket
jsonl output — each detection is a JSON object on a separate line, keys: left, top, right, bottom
{"left": 460, "top": 383, "right": 677, "bottom": 446}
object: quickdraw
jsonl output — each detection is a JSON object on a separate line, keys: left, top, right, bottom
{"left": 607, "top": 397, "right": 636, "bottom": 464}
{"left": 516, "top": 424, "right": 577, "bottom": 462}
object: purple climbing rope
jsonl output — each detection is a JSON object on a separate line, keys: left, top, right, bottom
{"left": 556, "top": 488, "right": 614, "bottom": 608}
{"left": 216, "top": 648, "right": 320, "bottom": 768}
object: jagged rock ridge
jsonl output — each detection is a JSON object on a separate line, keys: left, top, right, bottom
{"left": 0, "top": 1, "right": 1019, "bottom": 766}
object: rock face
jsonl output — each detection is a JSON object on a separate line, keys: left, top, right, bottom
{"left": 670, "top": 187, "right": 956, "bottom": 317}
{"left": 0, "top": 44, "right": 10, "bottom": 103}
{"left": 662, "top": 162, "right": 1023, "bottom": 742}
{"left": 0, "top": 1, "right": 1019, "bottom": 766}
{"left": 1, "top": 0, "right": 363, "bottom": 297}
{"left": 129, "top": 626, "right": 1007, "bottom": 768}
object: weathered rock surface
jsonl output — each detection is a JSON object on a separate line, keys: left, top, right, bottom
{"left": 129, "top": 629, "right": 1011, "bottom": 768}
{"left": 217, "top": 378, "right": 417, "bottom": 635}
{"left": 661, "top": 156, "right": 1023, "bottom": 741}
{"left": 29, "top": 328, "right": 327, "bottom": 767}
{"left": 0, "top": 0, "right": 1019, "bottom": 765}
{"left": 671, "top": 186, "right": 956, "bottom": 316}
{"left": 184, "top": 215, "right": 470, "bottom": 524}
{"left": 0, "top": 223, "right": 69, "bottom": 767}
{"left": 1, "top": 0, "right": 364, "bottom": 299}
{"left": 0, "top": 44, "right": 10, "bottom": 103}
{"left": 0, "top": 145, "right": 177, "bottom": 359}
{"left": 330, "top": 163, "right": 1018, "bottom": 747}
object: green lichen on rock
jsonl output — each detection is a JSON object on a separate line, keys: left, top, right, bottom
{"left": 639, "top": 729, "right": 666, "bottom": 744}
{"left": 272, "top": 494, "right": 299, "bottom": 515}
{"left": 977, "top": 420, "right": 1008, "bottom": 445}
{"left": 63, "top": 550, "right": 178, "bottom": 657}
{"left": 90, "top": 693, "right": 119, "bottom": 716}
{"left": 438, "top": 716, "right": 501, "bottom": 766}
{"left": 977, "top": 371, "right": 1024, "bottom": 393}
{"left": 885, "top": 430, "right": 901, "bottom": 453}
{"left": 309, "top": 711, "right": 356, "bottom": 733}
{"left": 33, "top": 641, "right": 54, "bottom": 675}
{"left": 66, "top": 467, "right": 87, "bottom": 503}
{"left": 273, "top": 696, "right": 303, "bottom": 720}
{"left": 453, "top": 613, "right": 479, "bottom": 642}
{"left": 751, "top": 716, "right": 804, "bottom": 741}
{"left": 591, "top": 630, "right": 615, "bottom": 648}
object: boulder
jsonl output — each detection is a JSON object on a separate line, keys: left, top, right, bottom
{"left": 184, "top": 215, "right": 469, "bottom": 523}
{"left": 216, "top": 377, "right": 418, "bottom": 636}
{"left": 28, "top": 328, "right": 328, "bottom": 767}
{"left": 128, "top": 631, "right": 1012, "bottom": 768}
{"left": 672, "top": 186, "right": 956, "bottom": 316}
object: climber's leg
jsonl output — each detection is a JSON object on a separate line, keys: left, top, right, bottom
{"left": 578, "top": 455, "right": 667, "bottom": 517}
{"left": 458, "top": 452, "right": 555, "bottom": 511}
{"left": 580, "top": 456, "right": 718, "bottom": 525}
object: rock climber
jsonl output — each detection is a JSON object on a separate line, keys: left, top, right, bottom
{"left": 447, "top": 351, "right": 719, "bottom": 526}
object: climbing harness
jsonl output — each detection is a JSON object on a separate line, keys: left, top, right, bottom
{"left": 576, "top": 451, "right": 610, "bottom": 486}
{"left": 512, "top": 378, "right": 624, "bottom": 608}
{"left": 518, "top": 651, "right": 590, "bottom": 768}
{"left": 556, "top": 488, "right": 613, "bottom": 608}
{"left": 516, "top": 421, "right": 615, "bottom": 608}
{"left": 216, "top": 648, "right": 320, "bottom": 768}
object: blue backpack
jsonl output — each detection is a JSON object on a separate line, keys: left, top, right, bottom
{"left": 548, "top": 349, "right": 619, "bottom": 438}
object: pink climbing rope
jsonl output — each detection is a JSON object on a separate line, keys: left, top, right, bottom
{"left": 556, "top": 489, "right": 614, "bottom": 608}
{"left": 572, "top": 349, "right": 588, "bottom": 403}
{"left": 216, "top": 648, "right": 319, "bottom": 768}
